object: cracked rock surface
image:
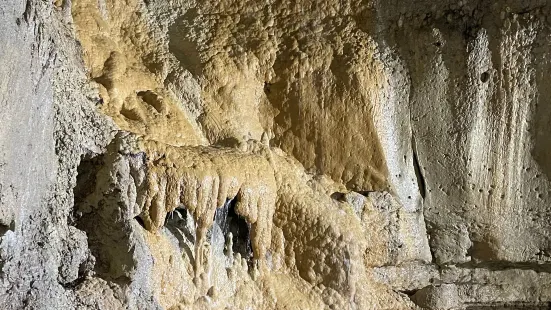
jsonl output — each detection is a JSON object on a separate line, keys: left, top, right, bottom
{"left": 1, "top": 0, "right": 551, "bottom": 309}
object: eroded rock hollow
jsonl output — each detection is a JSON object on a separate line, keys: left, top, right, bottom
{"left": 1, "top": 0, "right": 551, "bottom": 309}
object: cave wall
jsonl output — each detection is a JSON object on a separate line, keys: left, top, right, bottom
{"left": 1, "top": 0, "right": 551, "bottom": 309}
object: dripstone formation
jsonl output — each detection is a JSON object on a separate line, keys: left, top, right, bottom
{"left": 1, "top": 0, "right": 551, "bottom": 309}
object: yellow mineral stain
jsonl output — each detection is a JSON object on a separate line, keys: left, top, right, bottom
{"left": 139, "top": 140, "right": 277, "bottom": 280}
{"left": 143, "top": 231, "right": 196, "bottom": 308}
{"left": 71, "top": 0, "right": 414, "bottom": 308}
{"left": 72, "top": 0, "right": 206, "bottom": 146}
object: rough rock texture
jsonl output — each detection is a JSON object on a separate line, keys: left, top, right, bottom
{"left": 1, "top": 0, "right": 551, "bottom": 309}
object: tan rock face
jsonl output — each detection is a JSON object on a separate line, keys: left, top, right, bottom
{"left": 72, "top": 0, "right": 393, "bottom": 190}
{"left": 1, "top": 0, "right": 551, "bottom": 309}
{"left": 69, "top": 1, "right": 430, "bottom": 307}
{"left": 66, "top": 0, "right": 551, "bottom": 308}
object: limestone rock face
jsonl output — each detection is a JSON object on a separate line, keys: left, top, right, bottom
{"left": 1, "top": 0, "right": 551, "bottom": 309}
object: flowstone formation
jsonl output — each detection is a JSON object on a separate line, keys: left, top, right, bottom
{"left": 73, "top": 133, "right": 421, "bottom": 309}
{"left": 2, "top": 0, "right": 551, "bottom": 309}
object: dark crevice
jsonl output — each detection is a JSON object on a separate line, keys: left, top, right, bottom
{"left": 134, "top": 216, "right": 146, "bottom": 229}
{"left": 120, "top": 106, "right": 142, "bottom": 121}
{"left": 0, "top": 224, "right": 8, "bottom": 237}
{"left": 400, "top": 288, "right": 420, "bottom": 306}
{"left": 263, "top": 82, "right": 272, "bottom": 95}
{"left": 356, "top": 191, "right": 372, "bottom": 197}
{"left": 411, "top": 135, "right": 426, "bottom": 199}
{"left": 213, "top": 198, "right": 253, "bottom": 267}
{"left": 59, "top": 265, "right": 88, "bottom": 290}
{"left": 23, "top": 0, "right": 32, "bottom": 23}
{"left": 330, "top": 192, "right": 346, "bottom": 201}
{"left": 228, "top": 199, "right": 253, "bottom": 263}
{"left": 0, "top": 220, "right": 14, "bottom": 237}
{"left": 93, "top": 75, "right": 112, "bottom": 91}
{"left": 424, "top": 221, "right": 439, "bottom": 264}
{"left": 467, "top": 240, "right": 499, "bottom": 262}
{"left": 137, "top": 90, "right": 163, "bottom": 113}
{"left": 0, "top": 218, "right": 15, "bottom": 271}
{"left": 60, "top": 277, "right": 86, "bottom": 290}
{"left": 400, "top": 289, "right": 419, "bottom": 297}
{"left": 480, "top": 71, "right": 490, "bottom": 83}
{"left": 165, "top": 207, "right": 195, "bottom": 244}
{"left": 331, "top": 191, "right": 374, "bottom": 200}
{"left": 214, "top": 137, "right": 241, "bottom": 148}
{"left": 73, "top": 152, "right": 104, "bottom": 208}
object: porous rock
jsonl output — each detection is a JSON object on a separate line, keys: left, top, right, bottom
{"left": 1, "top": 0, "right": 551, "bottom": 309}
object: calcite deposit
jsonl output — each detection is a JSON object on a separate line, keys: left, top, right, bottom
{"left": 1, "top": 0, "right": 551, "bottom": 309}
